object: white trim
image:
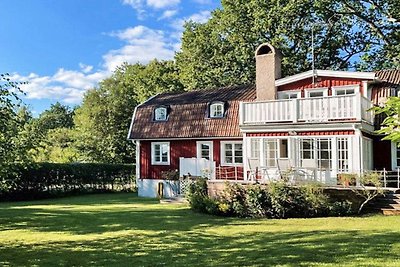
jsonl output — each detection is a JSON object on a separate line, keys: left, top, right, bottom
{"left": 135, "top": 140, "right": 140, "bottom": 183}
{"left": 331, "top": 85, "right": 360, "bottom": 96}
{"left": 127, "top": 94, "right": 158, "bottom": 140}
{"left": 277, "top": 90, "right": 301, "bottom": 99}
{"left": 391, "top": 142, "right": 400, "bottom": 170}
{"left": 131, "top": 137, "right": 243, "bottom": 141}
{"left": 304, "top": 87, "right": 328, "bottom": 98}
{"left": 220, "top": 141, "right": 243, "bottom": 166}
{"left": 151, "top": 142, "right": 170, "bottom": 165}
{"left": 196, "top": 141, "right": 213, "bottom": 160}
{"left": 275, "top": 70, "right": 376, "bottom": 87}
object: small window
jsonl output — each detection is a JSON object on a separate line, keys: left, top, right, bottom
{"left": 209, "top": 102, "right": 224, "bottom": 118}
{"left": 151, "top": 142, "right": 170, "bottom": 165}
{"left": 305, "top": 88, "right": 328, "bottom": 98}
{"left": 332, "top": 85, "right": 359, "bottom": 96}
{"left": 278, "top": 91, "right": 301, "bottom": 100}
{"left": 197, "top": 141, "right": 213, "bottom": 160}
{"left": 154, "top": 107, "right": 167, "bottom": 121}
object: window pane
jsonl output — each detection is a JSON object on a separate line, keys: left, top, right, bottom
{"left": 309, "top": 91, "right": 324, "bottom": 97}
{"left": 251, "top": 139, "right": 260, "bottom": 158}
{"left": 155, "top": 108, "right": 166, "bottom": 121}
{"left": 279, "top": 139, "right": 288, "bottom": 158}
{"left": 200, "top": 144, "right": 210, "bottom": 160}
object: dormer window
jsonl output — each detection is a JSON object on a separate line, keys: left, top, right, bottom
{"left": 209, "top": 102, "right": 225, "bottom": 118}
{"left": 154, "top": 106, "right": 168, "bottom": 121}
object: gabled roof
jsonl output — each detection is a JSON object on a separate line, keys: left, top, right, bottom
{"left": 275, "top": 70, "right": 376, "bottom": 87}
{"left": 128, "top": 84, "right": 256, "bottom": 140}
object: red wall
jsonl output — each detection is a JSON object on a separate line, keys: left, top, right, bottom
{"left": 278, "top": 77, "right": 364, "bottom": 96}
{"left": 140, "top": 139, "right": 242, "bottom": 179}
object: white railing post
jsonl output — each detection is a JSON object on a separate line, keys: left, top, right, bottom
{"left": 354, "top": 94, "right": 362, "bottom": 121}
{"left": 383, "top": 168, "right": 387, "bottom": 188}
{"left": 234, "top": 166, "right": 238, "bottom": 180}
{"left": 398, "top": 168, "right": 400, "bottom": 189}
{"left": 239, "top": 102, "right": 245, "bottom": 125}
{"left": 292, "top": 98, "right": 298, "bottom": 123}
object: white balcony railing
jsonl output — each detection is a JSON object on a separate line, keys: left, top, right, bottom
{"left": 239, "top": 94, "right": 374, "bottom": 125}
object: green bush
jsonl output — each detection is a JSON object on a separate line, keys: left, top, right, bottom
{"left": 0, "top": 163, "right": 135, "bottom": 201}
{"left": 188, "top": 181, "right": 355, "bottom": 218}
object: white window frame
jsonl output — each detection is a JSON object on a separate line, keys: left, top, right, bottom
{"left": 196, "top": 141, "right": 213, "bottom": 160}
{"left": 151, "top": 142, "right": 170, "bottom": 165}
{"left": 210, "top": 102, "right": 224, "bottom": 118}
{"left": 277, "top": 90, "right": 301, "bottom": 100}
{"left": 332, "top": 85, "right": 359, "bottom": 96}
{"left": 304, "top": 88, "right": 328, "bottom": 98}
{"left": 221, "top": 141, "right": 243, "bottom": 166}
{"left": 154, "top": 107, "right": 167, "bottom": 121}
{"left": 391, "top": 142, "right": 400, "bottom": 170}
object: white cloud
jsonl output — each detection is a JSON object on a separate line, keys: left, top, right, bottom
{"left": 123, "top": 0, "right": 180, "bottom": 19}
{"left": 104, "top": 25, "right": 176, "bottom": 71}
{"left": 171, "top": 10, "right": 211, "bottom": 31}
{"left": 192, "top": 0, "right": 212, "bottom": 4}
{"left": 146, "top": 0, "right": 180, "bottom": 9}
{"left": 79, "top": 63, "right": 93, "bottom": 73}
{"left": 12, "top": 69, "right": 109, "bottom": 104}
{"left": 159, "top": 9, "right": 178, "bottom": 20}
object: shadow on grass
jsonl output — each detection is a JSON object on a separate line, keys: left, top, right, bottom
{"left": 0, "top": 193, "right": 399, "bottom": 266}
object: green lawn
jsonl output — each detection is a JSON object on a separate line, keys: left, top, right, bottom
{"left": 0, "top": 194, "right": 400, "bottom": 266}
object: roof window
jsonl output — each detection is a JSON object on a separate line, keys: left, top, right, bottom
{"left": 154, "top": 106, "right": 168, "bottom": 121}
{"left": 209, "top": 102, "right": 225, "bottom": 118}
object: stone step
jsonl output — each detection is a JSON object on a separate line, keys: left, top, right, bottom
{"left": 381, "top": 209, "right": 400, "bottom": 216}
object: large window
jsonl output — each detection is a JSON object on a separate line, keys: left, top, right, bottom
{"left": 337, "top": 138, "right": 349, "bottom": 172}
{"left": 263, "top": 139, "right": 289, "bottom": 167}
{"left": 221, "top": 141, "right": 243, "bottom": 165}
{"left": 151, "top": 142, "right": 170, "bottom": 165}
{"left": 209, "top": 102, "right": 224, "bottom": 118}
{"left": 299, "top": 138, "right": 331, "bottom": 169}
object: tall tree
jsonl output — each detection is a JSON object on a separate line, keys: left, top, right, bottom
{"left": 73, "top": 60, "right": 184, "bottom": 163}
{"left": 176, "top": 0, "right": 400, "bottom": 90}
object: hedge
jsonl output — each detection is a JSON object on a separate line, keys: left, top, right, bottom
{"left": 0, "top": 163, "right": 135, "bottom": 201}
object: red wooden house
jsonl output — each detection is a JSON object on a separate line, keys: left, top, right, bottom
{"left": 128, "top": 43, "right": 400, "bottom": 197}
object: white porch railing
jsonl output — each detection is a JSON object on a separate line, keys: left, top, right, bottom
{"left": 240, "top": 94, "right": 374, "bottom": 125}
{"left": 179, "top": 157, "right": 216, "bottom": 179}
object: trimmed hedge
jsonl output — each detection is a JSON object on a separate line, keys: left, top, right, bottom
{"left": 0, "top": 163, "right": 135, "bottom": 200}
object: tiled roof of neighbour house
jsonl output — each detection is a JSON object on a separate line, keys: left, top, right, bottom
{"left": 371, "top": 70, "right": 400, "bottom": 128}
{"left": 128, "top": 84, "right": 256, "bottom": 140}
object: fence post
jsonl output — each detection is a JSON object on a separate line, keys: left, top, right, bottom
{"left": 234, "top": 166, "right": 238, "bottom": 180}
{"left": 383, "top": 168, "right": 387, "bottom": 188}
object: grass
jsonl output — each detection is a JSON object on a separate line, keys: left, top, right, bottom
{"left": 0, "top": 194, "right": 400, "bottom": 266}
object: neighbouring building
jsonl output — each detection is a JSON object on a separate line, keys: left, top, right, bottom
{"left": 128, "top": 43, "right": 400, "bottom": 198}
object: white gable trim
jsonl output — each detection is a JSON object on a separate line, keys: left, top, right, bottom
{"left": 275, "top": 70, "right": 376, "bottom": 87}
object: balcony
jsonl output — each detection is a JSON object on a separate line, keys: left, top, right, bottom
{"left": 239, "top": 93, "right": 374, "bottom": 126}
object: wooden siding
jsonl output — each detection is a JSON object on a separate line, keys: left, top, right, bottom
{"left": 278, "top": 77, "right": 363, "bottom": 96}
{"left": 140, "top": 139, "right": 242, "bottom": 179}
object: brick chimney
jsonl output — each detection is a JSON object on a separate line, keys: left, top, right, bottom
{"left": 255, "top": 43, "right": 282, "bottom": 100}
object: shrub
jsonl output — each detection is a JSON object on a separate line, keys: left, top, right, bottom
{"left": 0, "top": 163, "right": 135, "bottom": 201}
{"left": 327, "top": 200, "right": 354, "bottom": 216}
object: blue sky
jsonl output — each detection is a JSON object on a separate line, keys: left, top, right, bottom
{"left": 1, "top": 0, "right": 220, "bottom": 115}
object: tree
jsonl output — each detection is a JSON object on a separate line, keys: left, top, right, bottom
{"left": 176, "top": 0, "right": 400, "bottom": 90}
{"left": 28, "top": 102, "right": 76, "bottom": 162}
{"left": 373, "top": 97, "right": 400, "bottom": 143}
{"left": 0, "top": 73, "right": 28, "bottom": 182}
{"left": 73, "top": 60, "right": 184, "bottom": 163}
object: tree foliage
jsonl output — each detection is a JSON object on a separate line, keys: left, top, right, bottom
{"left": 373, "top": 97, "right": 400, "bottom": 143}
{"left": 176, "top": 0, "right": 400, "bottom": 90}
{"left": 73, "top": 60, "right": 184, "bottom": 163}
